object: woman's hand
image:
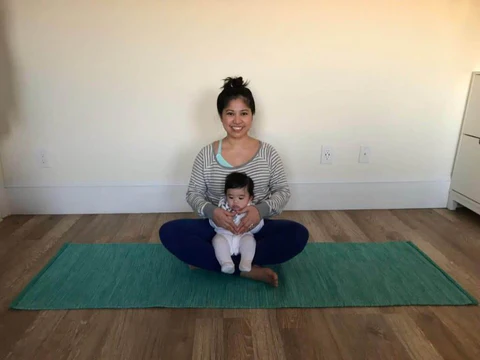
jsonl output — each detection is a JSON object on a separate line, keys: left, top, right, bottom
{"left": 237, "top": 206, "right": 261, "bottom": 234}
{"left": 213, "top": 207, "right": 237, "bottom": 234}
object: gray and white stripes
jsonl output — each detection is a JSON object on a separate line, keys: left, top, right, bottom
{"left": 186, "top": 142, "right": 291, "bottom": 219}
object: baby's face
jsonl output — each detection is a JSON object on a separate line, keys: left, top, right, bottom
{"left": 226, "top": 187, "right": 252, "bottom": 212}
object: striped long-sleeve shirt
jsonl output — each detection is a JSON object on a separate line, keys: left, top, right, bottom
{"left": 186, "top": 141, "right": 291, "bottom": 219}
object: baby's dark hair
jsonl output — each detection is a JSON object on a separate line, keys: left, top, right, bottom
{"left": 216, "top": 77, "right": 256, "bottom": 116}
{"left": 224, "top": 172, "right": 254, "bottom": 197}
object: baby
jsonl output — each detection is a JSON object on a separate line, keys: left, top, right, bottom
{"left": 210, "top": 172, "right": 264, "bottom": 274}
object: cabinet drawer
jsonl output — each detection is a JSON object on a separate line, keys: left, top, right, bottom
{"left": 451, "top": 135, "right": 480, "bottom": 203}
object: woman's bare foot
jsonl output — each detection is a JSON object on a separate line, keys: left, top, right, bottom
{"left": 189, "top": 265, "right": 199, "bottom": 270}
{"left": 241, "top": 265, "right": 278, "bottom": 287}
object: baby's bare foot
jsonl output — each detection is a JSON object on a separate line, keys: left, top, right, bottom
{"left": 241, "top": 265, "right": 278, "bottom": 287}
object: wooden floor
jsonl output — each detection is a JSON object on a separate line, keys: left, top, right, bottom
{"left": 0, "top": 208, "right": 479, "bottom": 360}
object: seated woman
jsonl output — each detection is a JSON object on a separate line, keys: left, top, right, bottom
{"left": 159, "top": 76, "right": 309, "bottom": 286}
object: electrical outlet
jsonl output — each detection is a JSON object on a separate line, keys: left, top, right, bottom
{"left": 38, "top": 149, "right": 50, "bottom": 168}
{"left": 359, "top": 146, "right": 371, "bottom": 163}
{"left": 321, "top": 145, "right": 333, "bottom": 164}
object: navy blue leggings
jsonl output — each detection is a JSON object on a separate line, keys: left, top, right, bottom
{"left": 159, "top": 218, "right": 309, "bottom": 274}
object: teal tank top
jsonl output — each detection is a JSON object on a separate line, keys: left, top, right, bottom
{"left": 216, "top": 139, "right": 233, "bottom": 168}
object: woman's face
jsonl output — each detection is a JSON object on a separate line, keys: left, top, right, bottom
{"left": 220, "top": 98, "right": 253, "bottom": 139}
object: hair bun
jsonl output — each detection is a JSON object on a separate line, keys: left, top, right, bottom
{"left": 222, "top": 76, "right": 249, "bottom": 89}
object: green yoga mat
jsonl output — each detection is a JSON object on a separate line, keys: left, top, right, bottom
{"left": 10, "top": 242, "right": 477, "bottom": 310}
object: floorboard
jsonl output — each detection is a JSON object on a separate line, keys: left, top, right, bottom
{"left": 1, "top": 208, "right": 479, "bottom": 359}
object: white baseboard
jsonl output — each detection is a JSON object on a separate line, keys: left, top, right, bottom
{"left": 287, "top": 181, "right": 450, "bottom": 211}
{"left": 0, "top": 186, "right": 10, "bottom": 219}
{"left": 5, "top": 180, "right": 451, "bottom": 215}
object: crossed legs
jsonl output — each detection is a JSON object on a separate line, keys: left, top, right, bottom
{"left": 159, "top": 218, "right": 309, "bottom": 286}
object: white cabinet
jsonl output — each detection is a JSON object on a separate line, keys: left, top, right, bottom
{"left": 448, "top": 72, "right": 480, "bottom": 215}
{"left": 463, "top": 75, "right": 480, "bottom": 137}
{"left": 451, "top": 135, "right": 480, "bottom": 203}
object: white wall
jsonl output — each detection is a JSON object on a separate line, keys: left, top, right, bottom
{"left": 1, "top": 0, "right": 480, "bottom": 214}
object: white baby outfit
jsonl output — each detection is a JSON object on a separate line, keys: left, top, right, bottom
{"left": 209, "top": 196, "right": 264, "bottom": 255}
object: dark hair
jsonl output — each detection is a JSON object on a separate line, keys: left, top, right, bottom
{"left": 216, "top": 77, "right": 256, "bottom": 116}
{"left": 224, "top": 172, "right": 254, "bottom": 197}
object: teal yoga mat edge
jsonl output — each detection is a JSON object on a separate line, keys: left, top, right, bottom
{"left": 10, "top": 242, "right": 71, "bottom": 309}
{"left": 9, "top": 241, "right": 478, "bottom": 310}
{"left": 9, "top": 300, "right": 478, "bottom": 311}
{"left": 405, "top": 241, "right": 478, "bottom": 305}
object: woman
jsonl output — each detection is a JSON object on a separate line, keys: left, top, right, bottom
{"left": 159, "top": 76, "right": 309, "bottom": 286}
